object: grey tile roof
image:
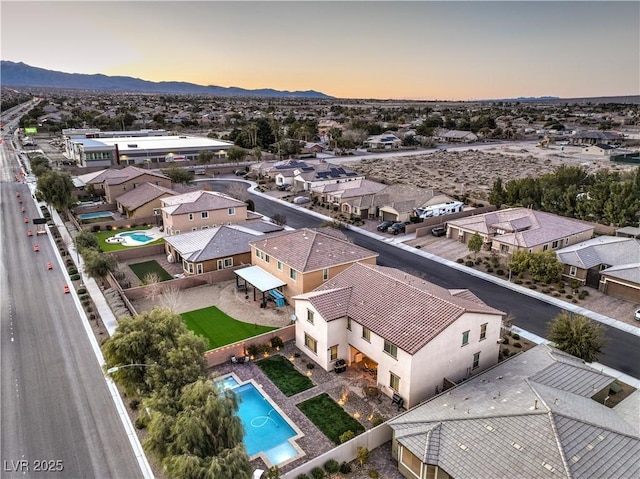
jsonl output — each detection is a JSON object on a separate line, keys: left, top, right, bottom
{"left": 116, "top": 182, "right": 177, "bottom": 210}
{"left": 448, "top": 208, "right": 594, "bottom": 248}
{"left": 249, "top": 228, "right": 378, "bottom": 273}
{"left": 161, "top": 190, "right": 246, "bottom": 216}
{"left": 295, "top": 263, "right": 504, "bottom": 354}
{"left": 101, "top": 166, "right": 170, "bottom": 185}
{"left": 164, "top": 225, "right": 264, "bottom": 262}
{"left": 600, "top": 264, "right": 640, "bottom": 284}
{"left": 555, "top": 237, "right": 640, "bottom": 269}
{"left": 389, "top": 344, "right": 640, "bottom": 479}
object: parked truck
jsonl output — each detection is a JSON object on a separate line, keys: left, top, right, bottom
{"left": 412, "top": 201, "right": 464, "bottom": 220}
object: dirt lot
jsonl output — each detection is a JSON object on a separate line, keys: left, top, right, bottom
{"left": 352, "top": 143, "right": 637, "bottom": 201}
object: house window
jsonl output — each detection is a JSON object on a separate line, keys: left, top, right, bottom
{"left": 228, "top": 207, "right": 236, "bottom": 216}
{"left": 362, "top": 326, "right": 371, "bottom": 342}
{"left": 304, "top": 333, "right": 317, "bottom": 354}
{"left": 196, "top": 264, "right": 203, "bottom": 274}
{"left": 201, "top": 211, "right": 209, "bottom": 219}
{"left": 480, "top": 323, "right": 487, "bottom": 341}
{"left": 401, "top": 447, "right": 422, "bottom": 477}
{"left": 569, "top": 266, "right": 577, "bottom": 277}
{"left": 307, "top": 309, "right": 314, "bottom": 324}
{"left": 500, "top": 244, "right": 509, "bottom": 253}
{"left": 543, "top": 244, "right": 549, "bottom": 251}
{"left": 153, "top": 208, "right": 160, "bottom": 216}
{"left": 256, "top": 249, "right": 263, "bottom": 260}
{"left": 552, "top": 240, "right": 559, "bottom": 249}
{"left": 264, "top": 254, "right": 270, "bottom": 264}
{"left": 383, "top": 340, "right": 398, "bottom": 359}
{"left": 289, "top": 268, "right": 297, "bottom": 281}
{"left": 462, "top": 330, "right": 470, "bottom": 346}
{"left": 389, "top": 372, "right": 400, "bottom": 392}
{"left": 277, "top": 261, "right": 283, "bottom": 272}
{"left": 347, "top": 317, "right": 352, "bottom": 331}
{"left": 186, "top": 262, "right": 194, "bottom": 274}
{"left": 188, "top": 213, "right": 194, "bottom": 221}
{"left": 329, "top": 345, "right": 338, "bottom": 361}
{"left": 472, "top": 352, "right": 480, "bottom": 369}
{"left": 217, "top": 258, "right": 233, "bottom": 269}
{"left": 322, "top": 268, "right": 329, "bottom": 281}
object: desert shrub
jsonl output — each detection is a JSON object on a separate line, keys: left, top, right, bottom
{"left": 582, "top": 290, "right": 589, "bottom": 296}
{"left": 512, "top": 333, "right": 520, "bottom": 340}
{"left": 553, "top": 292, "right": 561, "bottom": 297}
{"left": 566, "top": 294, "right": 573, "bottom": 300}
{"left": 129, "top": 398, "right": 140, "bottom": 410}
{"left": 529, "top": 284, "right": 537, "bottom": 290}
{"left": 246, "top": 344, "right": 261, "bottom": 356}
{"left": 306, "top": 362, "right": 315, "bottom": 370}
{"left": 578, "top": 292, "right": 586, "bottom": 300}
{"left": 513, "top": 342, "right": 522, "bottom": 348}
{"left": 339, "top": 462, "right": 352, "bottom": 474}
{"left": 475, "top": 259, "right": 481, "bottom": 265}
{"left": 294, "top": 352, "right": 301, "bottom": 358}
{"left": 134, "top": 414, "right": 149, "bottom": 429}
{"left": 77, "top": 288, "right": 87, "bottom": 295}
{"left": 465, "top": 260, "right": 474, "bottom": 267}
{"left": 66, "top": 259, "right": 74, "bottom": 267}
{"left": 68, "top": 267, "right": 78, "bottom": 275}
{"left": 486, "top": 267, "right": 494, "bottom": 273}
{"left": 572, "top": 299, "right": 578, "bottom": 303}
{"left": 542, "top": 288, "right": 550, "bottom": 294}
{"left": 496, "top": 269, "right": 505, "bottom": 276}
{"left": 503, "top": 336, "right": 509, "bottom": 345}
{"left": 457, "top": 258, "right": 464, "bottom": 264}
{"left": 79, "top": 294, "right": 89, "bottom": 301}
{"left": 89, "top": 314, "right": 96, "bottom": 321}
{"left": 311, "top": 467, "right": 325, "bottom": 479}
{"left": 70, "top": 274, "right": 80, "bottom": 281}
{"left": 85, "top": 306, "right": 93, "bottom": 313}
{"left": 369, "top": 470, "right": 379, "bottom": 478}
{"left": 525, "top": 280, "right": 532, "bottom": 285}
{"left": 514, "top": 279, "right": 523, "bottom": 285}
{"left": 81, "top": 300, "right": 90, "bottom": 307}
{"left": 559, "top": 288, "right": 566, "bottom": 294}
{"left": 339, "top": 430, "right": 355, "bottom": 443}
{"left": 271, "top": 336, "right": 284, "bottom": 349}
{"left": 502, "top": 348, "right": 510, "bottom": 357}
{"left": 324, "top": 459, "right": 340, "bottom": 473}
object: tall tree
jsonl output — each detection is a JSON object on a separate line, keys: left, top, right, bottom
{"left": 467, "top": 232, "right": 483, "bottom": 259}
{"left": 36, "top": 171, "right": 75, "bottom": 212}
{"left": 197, "top": 150, "right": 214, "bottom": 164}
{"left": 547, "top": 311, "right": 607, "bottom": 362}
{"left": 82, "top": 249, "right": 117, "bottom": 283}
{"left": 164, "top": 166, "right": 194, "bottom": 185}
{"left": 227, "top": 146, "right": 248, "bottom": 163}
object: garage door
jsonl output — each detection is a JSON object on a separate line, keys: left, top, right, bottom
{"left": 382, "top": 212, "right": 397, "bottom": 221}
{"left": 604, "top": 281, "right": 640, "bottom": 302}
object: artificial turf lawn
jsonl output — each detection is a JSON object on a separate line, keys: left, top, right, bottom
{"left": 255, "top": 355, "right": 314, "bottom": 397}
{"left": 129, "top": 260, "right": 173, "bottom": 282}
{"left": 297, "top": 393, "right": 365, "bottom": 444}
{"left": 181, "top": 306, "right": 277, "bottom": 350}
{"left": 93, "top": 226, "right": 164, "bottom": 252}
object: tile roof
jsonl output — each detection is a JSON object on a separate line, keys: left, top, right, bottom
{"left": 101, "top": 166, "right": 170, "bottom": 185}
{"left": 295, "top": 263, "right": 504, "bottom": 354}
{"left": 389, "top": 344, "right": 639, "bottom": 479}
{"left": 164, "top": 225, "right": 265, "bottom": 261}
{"left": 295, "top": 162, "right": 362, "bottom": 182}
{"left": 556, "top": 237, "right": 640, "bottom": 269}
{"left": 599, "top": 263, "right": 640, "bottom": 284}
{"left": 161, "top": 190, "right": 246, "bottom": 216}
{"left": 447, "top": 207, "right": 594, "bottom": 248}
{"left": 249, "top": 228, "right": 378, "bottom": 273}
{"left": 115, "top": 182, "right": 178, "bottom": 210}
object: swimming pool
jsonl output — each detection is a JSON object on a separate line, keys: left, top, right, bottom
{"left": 119, "top": 231, "right": 154, "bottom": 242}
{"left": 78, "top": 211, "right": 115, "bottom": 220}
{"left": 218, "top": 375, "right": 304, "bottom": 467}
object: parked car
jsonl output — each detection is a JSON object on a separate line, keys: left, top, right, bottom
{"left": 234, "top": 169, "right": 246, "bottom": 176}
{"left": 276, "top": 184, "right": 291, "bottom": 191}
{"left": 431, "top": 226, "right": 446, "bottom": 237}
{"left": 293, "top": 196, "right": 310, "bottom": 204}
{"left": 377, "top": 220, "right": 395, "bottom": 232}
{"left": 635, "top": 308, "right": 640, "bottom": 321}
{"left": 390, "top": 222, "right": 410, "bottom": 235}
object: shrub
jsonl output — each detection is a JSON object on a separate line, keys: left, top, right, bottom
{"left": 296, "top": 476, "right": 309, "bottom": 479}
{"left": 91, "top": 225, "right": 100, "bottom": 232}
{"left": 66, "top": 259, "right": 74, "bottom": 267}
{"left": 496, "top": 269, "right": 505, "bottom": 276}
{"left": 502, "top": 337, "right": 509, "bottom": 345}
{"left": 77, "top": 288, "right": 87, "bottom": 295}
{"left": 513, "top": 342, "right": 522, "bottom": 348}
{"left": 514, "top": 279, "right": 523, "bottom": 285}
{"left": 70, "top": 274, "right": 81, "bottom": 281}
{"left": 294, "top": 352, "right": 301, "bottom": 358}
{"left": 559, "top": 288, "right": 566, "bottom": 294}
{"left": 324, "top": 459, "right": 339, "bottom": 474}
{"left": 502, "top": 348, "right": 510, "bottom": 357}
{"left": 486, "top": 267, "right": 494, "bottom": 273}
{"left": 81, "top": 300, "right": 90, "bottom": 307}
{"left": 566, "top": 294, "right": 573, "bottom": 300}
{"left": 129, "top": 398, "right": 140, "bottom": 410}
{"left": 582, "top": 290, "right": 589, "bottom": 296}
{"left": 246, "top": 344, "right": 261, "bottom": 357}
{"left": 85, "top": 306, "right": 93, "bottom": 313}
{"left": 475, "top": 259, "right": 481, "bottom": 265}
{"left": 79, "top": 294, "right": 89, "bottom": 301}
{"left": 271, "top": 336, "right": 284, "bottom": 349}
{"left": 339, "top": 430, "right": 355, "bottom": 443}
{"left": 89, "top": 314, "right": 96, "bottom": 321}
{"left": 306, "top": 362, "right": 315, "bottom": 370}
{"left": 134, "top": 415, "right": 149, "bottom": 430}
{"left": 578, "top": 292, "right": 586, "bottom": 300}
{"left": 372, "top": 417, "right": 384, "bottom": 427}
{"left": 553, "top": 292, "right": 561, "bottom": 297}
{"left": 525, "top": 280, "right": 532, "bottom": 285}
{"left": 542, "top": 288, "right": 550, "bottom": 294}
{"left": 512, "top": 333, "right": 520, "bottom": 340}
{"left": 68, "top": 268, "right": 78, "bottom": 275}
{"left": 572, "top": 299, "right": 578, "bottom": 303}
{"left": 529, "top": 284, "right": 537, "bottom": 290}
{"left": 369, "top": 470, "right": 380, "bottom": 478}
{"left": 339, "top": 462, "right": 352, "bottom": 474}
{"left": 465, "top": 260, "right": 474, "bottom": 267}
{"left": 457, "top": 258, "right": 464, "bottom": 264}
{"left": 311, "top": 467, "right": 325, "bottom": 479}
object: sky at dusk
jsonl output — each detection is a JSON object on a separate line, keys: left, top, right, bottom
{"left": 1, "top": 1, "right": 639, "bottom": 100}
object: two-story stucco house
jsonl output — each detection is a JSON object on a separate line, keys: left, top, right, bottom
{"left": 292, "top": 262, "right": 505, "bottom": 409}
{"left": 116, "top": 182, "right": 178, "bottom": 219}
{"left": 160, "top": 190, "right": 261, "bottom": 235}
{"left": 100, "top": 166, "right": 172, "bottom": 204}
{"left": 446, "top": 207, "right": 595, "bottom": 255}
{"left": 246, "top": 228, "right": 378, "bottom": 301}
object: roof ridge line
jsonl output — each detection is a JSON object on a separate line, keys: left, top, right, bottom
{"left": 551, "top": 411, "right": 640, "bottom": 440}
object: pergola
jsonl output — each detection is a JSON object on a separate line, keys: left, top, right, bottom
{"left": 234, "top": 266, "right": 286, "bottom": 308}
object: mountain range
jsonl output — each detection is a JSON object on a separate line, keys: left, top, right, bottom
{"left": 0, "top": 61, "right": 333, "bottom": 99}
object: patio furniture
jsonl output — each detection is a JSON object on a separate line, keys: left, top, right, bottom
{"left": 392, "top": 393, "right": 405, "bottom": 411}
{"left": 231, "top": 356, "right": 238, "bottom": 364}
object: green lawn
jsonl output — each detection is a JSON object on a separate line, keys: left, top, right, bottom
{"left": 181, "top": 306, "right": 277, "bottom": 350}
{"left": 297, "top": 393, "right": 365, "bottom": 444}
{"left": 93, "top": 226, "right": 164, "bottom": 252}
{"left": 255, "top": 355, "right": 314, "bottom": 397}
{"left": 129, "top": 260, "right": 173, "bottom": 282}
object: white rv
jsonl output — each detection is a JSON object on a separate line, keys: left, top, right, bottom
{"left": 414, "top": 201, "right": 464, "bottom": 219}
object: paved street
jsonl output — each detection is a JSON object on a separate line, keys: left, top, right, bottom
{"left": 0, "top": 132, "right": 143, "bottom": 478}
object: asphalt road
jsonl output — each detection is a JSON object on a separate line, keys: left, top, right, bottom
{"left": 208, "top": 179, "right": 640, "bottom": 377}
{"left": 0, "top": 143, "right": 142, "bottom": 478}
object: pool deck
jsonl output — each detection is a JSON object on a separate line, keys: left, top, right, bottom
{"left": 209, "top": 342, "right": 406, "bottom": 476}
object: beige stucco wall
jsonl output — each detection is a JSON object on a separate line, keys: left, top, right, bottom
{"left": 164, "top": 204, "right": 248, "bottom": 234}
{"left": 104, "top": 175, "right": 172, "bottom": 203}
{"left": 119, "top": 194, "right": 173, "bottom": 219}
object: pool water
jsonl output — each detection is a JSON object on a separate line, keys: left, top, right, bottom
{"left": 119, "top": 231, "right": 154, "bottom": 242}
{"left": 217, "top": 376, "right": 302, "bottom": 466}
{"left": 78, "top": 211, "right": 114, "bottom": 220}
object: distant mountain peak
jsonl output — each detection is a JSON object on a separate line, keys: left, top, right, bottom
{"left": 0, "top": 60, "right": 334, "bottom": 99}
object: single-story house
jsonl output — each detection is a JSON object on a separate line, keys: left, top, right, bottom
{"left": 364, "top": 134, "right": 402, "bottom": 149}
{"left": 388, "top": 343, "right": 639, "bottom": 479}
{"left": 292, "top": 162, "right": 364, "bottom": 191}
{"left": 292, "top": 262, "right": 505, "bottom": 408}
{"left": 582, "top": 143, "right": 617, "bottom": 156}
{"left": 446, "top": 207, "right": 594, "bottom": 255}
{"left": 436, "top": 130, "right": 478, "bottom": 143}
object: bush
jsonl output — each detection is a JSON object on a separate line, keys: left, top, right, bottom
{"left": 339, "top": 462, "right": 352, "bottom": 474}
{"left": 129, "top": 398, "right": 140, "bottom": 410}
{"left": 339, "top": 430, "right": 355, "bottom": 443}
{"left": 246, "top": 344, "right": 261, "bottom": 357}
{"left": 572, "top": 299, "right": 578, "bottom": 303}
{"left": 474, "top": 259, "right": 481, "bottom": 265}
{"left": 293, "top": 352, "right": 301, "bottom": 358}
{"left": 79, "top": 294, "right": 89, "bottom": 301}
{"left": 134, "top": 415, "right": 149, "bottom": 430}
{"left": 529, "top": 284, "right": 537, "bottom": 290}
{"left": 456, "top": 258, "right": 464, "bottom": 264}
{"left": 582, "top": 290, "right": 589, "bottom": 296}
{"left": 502, "top": 348, "right": 510, "bottom": 357}
{"left": 89, "top": 314, "right": 96, "bottom": 321}
{"left": 512, "top": 333, "right": 520, "bottom": 340}
{"left": 68, "top": 267, "right": 78, "bottom": 275}
{"left": 369, "top": 470, "right": 380, "bottom": 478}
{"left": 372, "top": 417, "right": 384, "bottom": 427}
{"left": 324, "top": 459, "right": 339, "bottom": 474}
{"left": 486, "top": 267, "right": 494, "bottom": 273}
{"left": 271, "top": 336, "right": 284, "bottom": 349}
{"left": 91, "top": 225, "right": 100, "bottom": 232}
{"left": 513, "top": 342, "right": 522, "bottom": 348}
{"left": 465, "top": 260, "right": 474, "bottom": 267}
{"left": 559, "top": 288, "right": 566, "bottom": 294}
{"left": 311, "top": 467, "right": 325, "bottom": 479}
{"left": 70, "top": 274, "right": 81, "bottom": 281}
{"left": 306, "top": 362, "right": 315, "bottom": 370}
{"left": 566, "top": 294, "right": 573, "bottom": 300}
{"left": 553, "top": 292, "right": 561, "bottom": 297}
{"left": 578, "top": 292, "right": 586, "bottom": 300}
{"left": 496, "top": 269, "right": 505, "bottom": 276}
{"left": 502, "top": 336, "right": 509, "bottom": 345}
{"left": 81, "top": 300, "right": 90, "bottom": 307}
{"left": 77, "top": 288, "right": 87, "bottom": 295}
{"left": 514, "top": 279, "right": 523, "bottom": 285}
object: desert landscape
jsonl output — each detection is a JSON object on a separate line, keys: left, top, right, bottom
{"left": 350, "top": 143, "right": 637, "bottom": 201}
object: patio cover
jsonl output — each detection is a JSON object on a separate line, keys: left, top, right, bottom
{"left": 235, "top": 266, "right": 285, "bottom": 292}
